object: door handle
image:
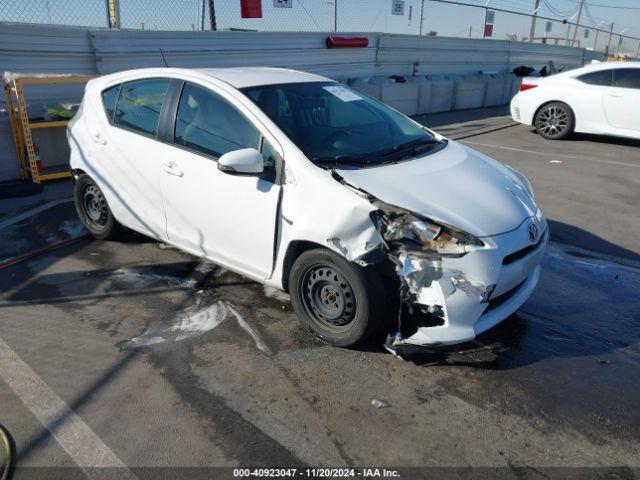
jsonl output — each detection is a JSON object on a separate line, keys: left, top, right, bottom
{"left": 93, "top": 133, "right": 107, "bottom": 145}
{"left": 162, "top": 163, "right": 184, "bottom": 177}
{"left": 607, "top": 93, "right": 623, "bottom": 98}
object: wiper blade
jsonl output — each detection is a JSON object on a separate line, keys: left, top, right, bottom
{"left": 312, "top": 155, "right": 373, "bottom": 167}
{"left": 382, "top": 138, "right": 440, "bottom": 156}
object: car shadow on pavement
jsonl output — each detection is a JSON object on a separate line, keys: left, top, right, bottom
{"left": 547, "top": 219, "right": 640, "bottom": 263}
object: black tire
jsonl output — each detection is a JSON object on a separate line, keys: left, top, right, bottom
{"left": 74, "top": 174, "right": 123, "bottom": 240}
{"left": 289, "top": 248, "right": 385, "bottom": 347}
{"left": 534, "top": 102, "right": 575, "bottom": 140}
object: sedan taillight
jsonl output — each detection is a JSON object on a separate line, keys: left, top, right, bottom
{"left": 519, "top": 83, "right": 538, "bottom": 92}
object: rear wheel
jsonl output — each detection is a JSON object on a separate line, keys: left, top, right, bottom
{"left": 74, "top": 174, "right": 122, "bottom": 240}
{"left": 534, "top": 102, "right": 574, "bottom": 140}
{"left": 289, "top": 248, "right": 385, "bottom": 347}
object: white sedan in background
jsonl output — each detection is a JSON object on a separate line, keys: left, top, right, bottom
{"left": 511, "top": 62, "right": 640, "bottom": 140}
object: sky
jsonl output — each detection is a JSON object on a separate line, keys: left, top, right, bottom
{"left": 2, "top": 0, "right": 640, "bottom": 55}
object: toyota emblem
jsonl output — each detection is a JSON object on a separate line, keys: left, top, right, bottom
{"left": 528, "top": 223, "right": 539, "bottom": 243}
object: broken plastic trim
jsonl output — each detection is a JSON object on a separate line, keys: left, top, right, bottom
{"left": 370, "top": 201, "right": 486, "bottom": 355}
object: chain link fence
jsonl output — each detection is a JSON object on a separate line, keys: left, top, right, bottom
{"left": 1, "top": 0, "right": 639, "bottom": 57}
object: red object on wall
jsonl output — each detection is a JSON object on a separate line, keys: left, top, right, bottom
{"left": 240, "top": 0, "right": 262, "bottom": 18}
{"left": 483, "top": 24, "right": 493, "bottom": 37}
{"left": 326, "top": 36, "right": 369, "bottom": 48}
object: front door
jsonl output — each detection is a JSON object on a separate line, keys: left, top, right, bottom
{"left": 603, "top": 68, "right": 640, "bottom": 132}
{"left": 159, "top": 81, "right": 281, "bottom": 279}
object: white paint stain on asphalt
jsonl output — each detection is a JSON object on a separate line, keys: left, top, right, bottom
{"left": 170, "top": 301, "right": 229, "bottom": 342}
{"left": 123, "top": 300, "right": 272, "bottom": 355}
{"left": 112, "top": 268, "right": 197, "bottom": 289}
{"left": 263, "top": 286, "right": 291, "bottom": 302}
{"left": 227, "top": 304, "right": 273, "bottom": 355}
{"left": 0, "top": 336, "right": 135, "bottom": 478}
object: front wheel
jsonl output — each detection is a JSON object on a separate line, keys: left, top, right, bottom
{"left": 534, "top": 102, "right": 575, "bottom": 140}
{"left": 289, "top": 248, "right": 385, "bottom": 347}
{"left": 74, "top": 174, "right": 123, "bottom": 240}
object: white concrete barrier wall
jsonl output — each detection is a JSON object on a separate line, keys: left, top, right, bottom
{"left": 0, "top": 25, "right": 591, "bottom": 182}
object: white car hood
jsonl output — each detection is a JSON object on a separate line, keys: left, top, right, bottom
{"left": 336, "top": 141, "right": 538, "bottom": 238}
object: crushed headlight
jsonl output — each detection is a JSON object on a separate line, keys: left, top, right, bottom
{"left": 374, "top": 207, "right": 483, "bottom": 256}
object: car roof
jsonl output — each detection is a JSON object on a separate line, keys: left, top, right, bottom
{"left": 571, "top": 61, "right": 640, "bottom": 74}
{"left": 99, "top": 67, "right": 335, "bottom": 89}
{"left": 197, "top": 67, "right": 334, "bottom": 88}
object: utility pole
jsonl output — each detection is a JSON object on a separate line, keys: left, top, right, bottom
{"left": 419, "top": 0, "right": 425, "bottom": 36}
{"left": 105, "top": 0, "right": 120, "bottom": 29}
{"left": 334, "top": 0, "right": 338, "bottom": 32}
{"left": 469, "top": 25, "right": 472, "bottom": 38}
{"left": 529, "top": 0, "right": 540, "bottom": 42}
{"left": 593, "top": 28, "right": 599, "bottom": 51}
{"left": 208, "top": 0, "right": 217, "bottom": 31}
{"left": 571, "top": 0, "right": 585, "bottom": 47}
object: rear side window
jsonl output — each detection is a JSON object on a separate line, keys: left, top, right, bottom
{"left": 101, "top": 84, "right": 121, "bottom": 122}
{"left": 577, "top": 70, "right": 613, "bottom": 86}
{"left": 114, "top": 79, "right": 170, "bottom": 136}
{"left": 174, "top": 82, "right": 260, "bottom": 158}
{"left": 613, "top": 69, "right": 640, "bottom": 89}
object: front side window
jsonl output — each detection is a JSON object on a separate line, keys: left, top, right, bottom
{"left": 175, "top": 82, "right": 260, "bottom": 158}
{"left": 577, "top": 70, "right": 613, "bottom": 86}
{"left": 114, "top": 78, "right": 170, "bottom": 136}
{"left": 101, "top": 84, "right": 121, "bottom": 122}
{"left": 613, "top": 69, "right": 640, "bottom": 89}
{"left": 242, "top": 82, "right": 440, "bottom": 168}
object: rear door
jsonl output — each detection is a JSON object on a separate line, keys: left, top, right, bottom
{"left": 158, "top": 81, "right": 282, "bottom": 279}
{"left": 603, "top": 68, "right": 640, "bottom": 132}
{"left": 92, "top": 78, "right": 171, "bottom": 239}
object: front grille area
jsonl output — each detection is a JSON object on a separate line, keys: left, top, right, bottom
{"left": 484, "top": 279, "right": 526, "bottom": 313}
{"left": 502, "top": 229, "right": 546, "bottom": 265}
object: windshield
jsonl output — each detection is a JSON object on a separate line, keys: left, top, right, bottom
{"left": 241, "top": 82, "right": 442, "bottom": 168}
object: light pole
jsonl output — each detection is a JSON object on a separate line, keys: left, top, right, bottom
{"left": 419, "top": 0, "right": 425, "bottom": 36}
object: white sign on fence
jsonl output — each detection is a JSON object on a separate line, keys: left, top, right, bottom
{"left": 485, "top": 10, "right": 495, "bottom": 25}
{"left": 273, "top": 0, "right": 292, "bottom": 8}
{"left": 391, "top": 0, "right": 405, "bottom": 16}
{"left": 545, "top": 21, "right": 553, "bottom": 33}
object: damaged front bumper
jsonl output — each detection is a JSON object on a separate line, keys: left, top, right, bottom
{"left": 390, "top": 210, "right": 548, "bottom": 347}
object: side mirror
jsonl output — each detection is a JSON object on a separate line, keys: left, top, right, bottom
{"left": 218, "top": 148, "right": 264, "bottom": 175}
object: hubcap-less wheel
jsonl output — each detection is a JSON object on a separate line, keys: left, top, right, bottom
{"left": 81, "top": 184, "right": 108, "bottom": 229}
{"left": 538, "top": 105, "right": 569, "bottom": 137}
{"left": 301, "top": 265, "right": 356, "bottom": 330}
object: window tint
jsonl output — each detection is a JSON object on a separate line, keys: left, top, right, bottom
{"left": 114, "top": 79, "right": 169, "bottom": 136}
{"left": 175, "top": 83, "right": 260, "bottom": 158}
{"left": 102, "top": 84, "right": 121, "bottom": 122}
{"left": 578, "top": 70, "right": 612, "bottom": 86}
{"left": 613, "top": 69, "right": 640, "bottom": 89}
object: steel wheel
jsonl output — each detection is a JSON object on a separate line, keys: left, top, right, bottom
{"left": 81, "top": 183, "right": 108, "bottom": 229}
{"left": 301, "top": 264, "right": 356, "bottom": 331}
